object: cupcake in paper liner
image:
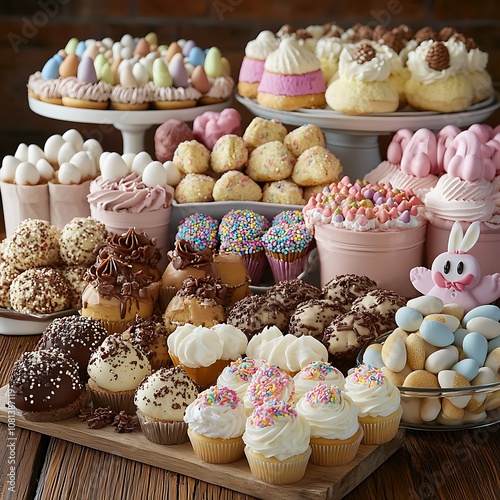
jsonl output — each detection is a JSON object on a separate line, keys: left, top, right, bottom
{"left": 344, "top": 364, "right": 402, "bottom": 445}
{"left": 296, "top": 384, "right": 363, "bottom": 466}
{"left": 262, "top": 223, "right": 312, "bottom": 282}
{"left": 134, "top": 366, "right": 198, "bottom": 445}
{"left": 220, "top": 238, "right": 267, "bottom": 285}
{"left": 87, "top": 335, "right": 152, "bottom": 414}
{"left": 243, "top": 400, "right": 311, "bottom": 484}
{"left": 184, "top": 385, "right": 246, "bottom": 463}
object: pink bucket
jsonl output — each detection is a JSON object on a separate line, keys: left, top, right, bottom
{"left": 426, "top": 217, "right": 500, "bottom": 277}
{"left": 314, "top": 223, "right": 427, "bottom": 298}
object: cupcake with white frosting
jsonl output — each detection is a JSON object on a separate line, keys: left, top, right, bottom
{"left": 293, "top": 361, "right": 345, "bottom": 402}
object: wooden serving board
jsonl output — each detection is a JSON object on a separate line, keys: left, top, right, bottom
{"left": 0, "top": 385, "right": 403, "bottom": 500}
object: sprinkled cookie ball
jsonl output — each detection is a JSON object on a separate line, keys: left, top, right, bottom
{"left": 176, "top": 213, "right": 219, "bottom": 251}
{"left": 219, "top": 209, "right": 270, "bottom": 244}
{"left": 272, "top": 210, "right": 305, "bottom": 227}
{"left": 261, "top": 223, "right": 312, "bottom": 257}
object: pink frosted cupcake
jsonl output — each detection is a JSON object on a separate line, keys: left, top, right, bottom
{"left": 257, "top": 37, "right": 326, "bottom": 110}
{"left": 238, "top": 30, "right": 280, "bottom": 98}
{"left": 261, "top": 223, "right": 312, "bottom": 282}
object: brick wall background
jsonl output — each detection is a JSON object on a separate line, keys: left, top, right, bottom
{"left": 0, "top": 0, "right": 499, "bottom": 160}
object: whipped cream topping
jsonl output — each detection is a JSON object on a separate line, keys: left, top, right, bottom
{"left": 344, "top": 365, "right": 401, "bottom": 418}
{"left": 245, "top": 30, "right": 280, "bottom": 59}
{"left": 315, "top": 37, "right": 343, "bottom": 61}
{"left": 243, "top": 400, "right": 311, "bottom": 460}
{"left": 204, "top": 76, "right": 234, "bottom": 99}
{"left": 62, "top": 78, "right": 112, "bottom": 101}
{"left": 264, "top": 37, "right": 321, "bottom": 75}
{"left": 338, "top": 43, "right": 391, "bottom": 82}
{"left": 466, "top": 47, "right": 489, "bottom": 73}
{"left": 293, "top": 361, "right": 345, "bottom": 401}
{"left": 152, "top": 84, "right": 201, "bottom": 101}
{"left": 296, "top": 386, "right": 360, "bottom": 439}
{"left": 111, "top": 83, "right": 153, "bottom": 104}
{"left": 406, "top": 39, "right": 467, "bottom": 84}
{"left": 184, "top": 385, "right": 246, "bottom": 439}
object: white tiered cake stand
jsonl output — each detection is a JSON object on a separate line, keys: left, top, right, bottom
{"left": 236, "top": 93, "right": 500, "bottom": 180}
{"left": 28, "top": 97, "right": 230, "bottom": 154}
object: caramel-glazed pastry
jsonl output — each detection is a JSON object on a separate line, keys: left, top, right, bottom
{"left": 163, "top": 276, "right": 228, "bottom": 333}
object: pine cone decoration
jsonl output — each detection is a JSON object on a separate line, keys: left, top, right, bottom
{"left": 354, "top": 43, "right": 376, "bottom": 64}
{"left": 425, "top": 41, "right": 450, "bottom": 71}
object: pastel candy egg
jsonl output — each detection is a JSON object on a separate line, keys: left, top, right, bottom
{"left": 0, "top": 156, "right": 20, "bottom": 182}
{"left": 57, "top": 142, "right": 78, "bottom": 166}
{"left": 362, "top": 344, "right": 384, "bottom": 369}
{"left": 381, "top": 331, "right": 407, "bottom": 372}
{"left": 463, "top": 304, "right": 500, "bottom": 324}
{"left": 221, "top": 56, "right": 231, "bottom": 76}
{"left": 59, "top": 54, "right": 79, "bottom": 78}
{"left": 41, "top": 57, "right": 60, "bottom": 80}
{"left": 64, "top": 37, "right": 79, "bottom": 55}
{"left": 182, "top": 40, "right": 196, "bottom": 57}
{"left": 120, "top": 153, "right": 135, "bottom": 169}
{"left": 462, "top": 332, "right": 488, "bottom": 366}
{"left": 100, "top": 63, "right": 115, "bottom": 85}
{"left": 145, "top": 32, "right": 158, "bottom": 46}
{"left": 204, "top": 47, "right": 222, "bottom": 78}
{"left": 425, "top": 345, "right": 459, "bottom": 374}
{"left": 52, "top": 53, "right": 64, "bottom": 65}
{"left": 401, "top": 398, "right": 423, "bottom": 425}
{"left": 438, "top": 369, "right": 470, "bottom": 388}
{"left": 78, "top": 56, "right": 98, "bottom": 84}
{"left": 453, "top": 328, "right": 469, "bottom": 349}
{"left": 27, "top": 144, "right": 45, "bottom": 165}
{"left": 35, "top": 158, "right": 55, "bottom": 181}
{"left": 405, "top": 333, "right": 426, "bottom": 370}
{"left": 121, "top": 46, "right": 134, "bottom": 60}
{"left": 99, "top": 151, "right": 110, "bottom": 169}
{"left": 94, "top": 53, "right": 108, "bottom": 76}
{"left": 382, "top": 365, "right": 411, "bottom": 386}
{"left": 465, "top": 317, "right": 500, "bottom": 340}
{"left": 407, "top": 295, "right": 444, "bottom": 316}
{"left": 152, "top": 58, "right": 172, "bottom": 88}
{"left": 463, "top": 411, "right": 487, "bottom": 423}
{"left": 420, "top": 398, "right": 441, "bottom": 422}
{"left": 436, "top": 412, "right": 463, "bottom": 426}
{"left": 101, "top": 152, "right": 128, "bottom": 180}
{"left": 488, "top": 336, "right": 500, "bottom": 353}
{"left": 403, "top": 370, "right": 439, "bottom": 388}
{"left": 70, "top": 151, "right": 92, "bottom": 179}
{"left": 62, "top": 129, "right": 84, "bottom": 150}
{"left": 189, "top": 46, "right": 205, "bottom": 67}
{"left": 75, "top": 40, "right": 87, "bottom": 58}
{"left": 134, "top": 38, "right": 150, "bottom": 57}
{"left": 15, "top": 162, "right": 40, "bottom": 185}
{"left": 442, "top": 398, "right": 466, "bottom": 419}
{"left": 121, "top": 34, "right": 134, "bottom": 48}
{"left": 142, "top": 161, "right": 167, "bottom": 188}
{"left": 132, "top": 62, "right": 149, "bottom": 86}
{"left": 467, "top": 367, "right": 495, "bottom": 410}
{"left": 164, "top": 161, "right": 183, "bottom": 187}
{"left": 191, "top": 65, "right": 211, "bottom": 94}
{"left": 484, "top": 348, "right": 500, "bottom": 378}
{"left": 438, "top": 369, "right": 471, "bottom": 409}
{"left": 44, "top": 134, "right": 66, "bottom": 164}
{"left": 420, "top": 320, "right": 454, "bottom": 347}
{"left": 165, "top": 41, "right": 182, "bottom": 61}
{"left": 422, "top": 314, "right": 460, "bottom": 332}
{"left": 395, "top": 306, "right": 423, "bottom": 332}
{"left": 14, "top": 143, "right": 28, "bottom": 161}
{"left": 112, "top": 41, "right": 122, "bottom": 59}
{"left": 58, "top": 162, "right": 82, "bottom": 184}
{"left": 441, "top": 303, "right": 464, "bottom": 322}
{"left": 168, "top": 57, "right": 189, "bottom": 88}
{"left": 451, "top": 358, "right": 480, "bottom": 381}
{"left": 131, "top": 151, "right": 153, "bottom": 175}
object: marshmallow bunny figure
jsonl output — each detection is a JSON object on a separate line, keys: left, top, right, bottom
{"left": 410, "top": 221, "right": 500, "bottom": 312}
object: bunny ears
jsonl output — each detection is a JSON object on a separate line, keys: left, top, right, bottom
{"left": 447, "top": 221, "right": 481, "bottom": 253}
{"left": 387, "top": 124, "right": 500, "bottom": 182}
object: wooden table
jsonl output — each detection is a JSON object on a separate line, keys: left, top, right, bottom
{"left": 1, "top": 333, "right": 499, "bottom": 500}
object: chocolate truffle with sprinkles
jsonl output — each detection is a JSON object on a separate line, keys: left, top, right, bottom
{"left": 37, "top": 315, "right": 109, "bottom": 381}
{"left": 175, "top": 213, "right": 219, "bottom": 251}
{"left": 9, "top": 349, "right": 89, "bottom": 422}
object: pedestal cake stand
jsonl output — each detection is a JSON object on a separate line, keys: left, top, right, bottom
{"left": 28, "top": 97, "right": 230, "bottom": 154}
{"left": 236, "top": 93, "right": 500, "bottom": 180}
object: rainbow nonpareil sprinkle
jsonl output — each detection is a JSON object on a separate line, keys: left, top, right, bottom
{"left": 305, "top": 384, "right": 342, "bottom": 405}
{"left": 247, "top": 362, "right": 294, "bottom": 405}
{"left": 227, "top": 357, "right": 261, "bottom": 382}
{"left": 349, "top": 364, "right": 386, "bottom": 387}
{"left": 195, "top": 385, "right": 240, "bottom": 409}
{"left": 249, "top": 399, "right": 297, "bottom": 428}
{"left": 300, "top": 360, "right": 336, "bottom": 380}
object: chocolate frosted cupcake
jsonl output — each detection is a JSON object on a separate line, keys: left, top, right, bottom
{"left": 117, "top": 315, "right": 170, "bottom": 370}
{"left": 37, "top": 315, "right": 108, "bottom": 381}
{"left": 9, "top": 349, "right": 89, "bottom": 422}
{"left": 323, "top": 310, "right": 384, "bottom": 374}
{"left": 163, "top": 276, "right": 228, "bottom": 333}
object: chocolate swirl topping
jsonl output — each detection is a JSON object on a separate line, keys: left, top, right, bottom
{"left": 354, "top": 43, "right": 377, "bottom": 64}
{"left": 167, "top": 239, "right": 214, "bottom": 271}
{"left": 425, "top": 41, "right": 450, "bottom": 71}
{"left": 97, "top": 228, "right": 160, "bottom": 267}
{"left": 414, "top": 26, "right": 437, "bottom": 44}
{"left": 177, "top": 276, "right": 228, "bottom": 305}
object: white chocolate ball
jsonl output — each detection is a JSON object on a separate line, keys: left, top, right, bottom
{"left": 1, "top": 156, "right": 20, "bottom": 182}
{"left": 62, "top": 129, "right": 84, "bottom": 150}
{"left": 164, "top": 160, "right": 183, "bottom": 187}
{"left": 101, "top": 152, "right": 128, "bottom": 180}
{"left": 131, "top": 151, "right": 152, "bottom": 175}
{"left": 15, "top": 162, "right": 40, "bottom": 185}
{"left": 36, "top": 158, "right": 55, "bottom": 181}
{"left": 58, "top": 162, "right": 82, "bottom": 184}
{"left": 44, "top": 134, "right": 66, "bottom": 164}
{"left": 57, "top": 142, "right": 78, "bottom": 166}
{"left": 142, "top": 161, "right": 167, "bottom": 188}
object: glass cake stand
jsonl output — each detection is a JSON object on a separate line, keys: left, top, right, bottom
{"left": 236, "top": 93, "right": 500, "bottom": 180}
{"left": 28, "top": 97, "right": 230, "bottom": 154}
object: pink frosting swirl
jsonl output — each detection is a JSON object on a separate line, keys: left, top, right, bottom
{"left": 88, "top": 171, "right": 174, "bottom": 213}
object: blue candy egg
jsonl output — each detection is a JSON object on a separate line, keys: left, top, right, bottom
{"left": 395, "top": 306, "right": 423, "bottom": 332}
{"left": 462, "top": 305, "right": 500, "bottom": 325}
{"left": 451, "top": 358, "right": 480, "bottom": 382}
{"left": 52, "top": 53, "right": 64, "bottom": 64}
{"left": 189, "top": 46, "right": 205, "bottom": 67}
{"left": 75, "top": 40, "right": 87, "bottom": 58}
{"left": 362, "top": 346, "right": 384, "bottom": 369}
{"left": 41, "top": 57, "right": 60, "bottom": 80}
{"left": 453, "top": 328, "right": 469, "bottom": 349}
{"left": 420, "top": 320, "right": 454, "bottom": 347}
{"left": 488, "top": 336, "right": 500, "bottom": 353}
{"left": 183, "top": 39, "right": 196, "bottom": 57}
{"left": 462, "top": 332, "right": 488, "bottom": 366}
